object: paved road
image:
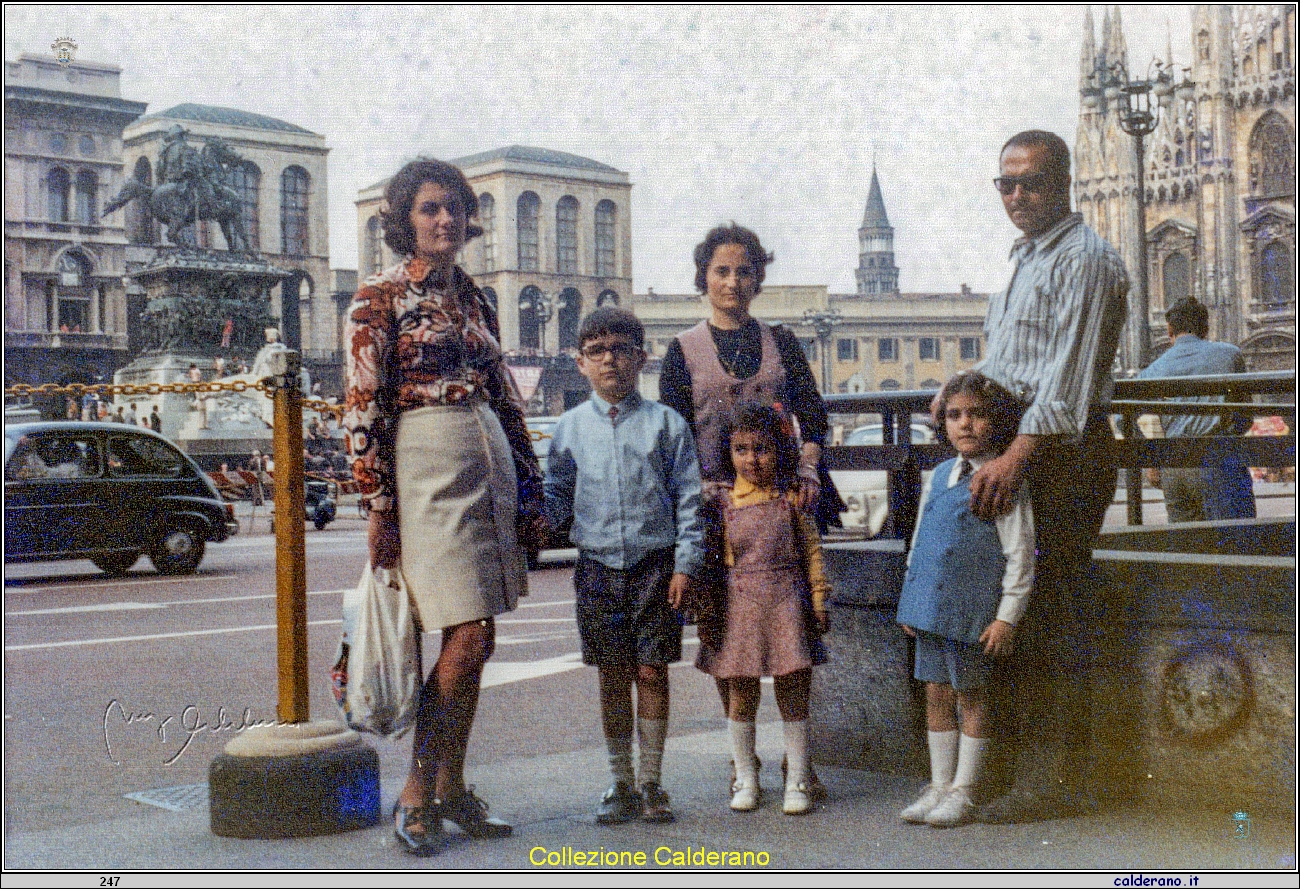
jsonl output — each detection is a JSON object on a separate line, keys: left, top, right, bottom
{"left": 3, "top": 520, "right": 729, "bottom": 834}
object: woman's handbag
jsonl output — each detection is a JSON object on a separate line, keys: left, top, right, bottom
{"left": 330, "top": 563, "right": 419, "bottom": 738}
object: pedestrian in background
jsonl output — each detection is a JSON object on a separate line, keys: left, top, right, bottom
{"left": 1139, "top": 296, "right": 1256, "bottom": 523}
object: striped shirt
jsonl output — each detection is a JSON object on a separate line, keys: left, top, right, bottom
{"left": 978, "top": 213, "right": 1129, "bottom": 437}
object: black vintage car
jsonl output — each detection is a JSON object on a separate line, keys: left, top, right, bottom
{"left": 4, "top": 422, "right": 238, "bottom": 575}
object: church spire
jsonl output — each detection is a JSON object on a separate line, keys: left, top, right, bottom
{"left": 856, "top": 165, "right": 898, "bottom": 296}
{"left": 862, "top": 165, "right": 891, "bottom": 228}
{"left": 1109, "top": 5, "right": 1128, "bottom": 69}
{"left": 1080, "top": 6, "right": 1097, "bottom": 87}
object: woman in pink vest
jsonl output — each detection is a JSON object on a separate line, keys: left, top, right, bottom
{"left": 659, "top": 223, "right": 835, "bottom": 801}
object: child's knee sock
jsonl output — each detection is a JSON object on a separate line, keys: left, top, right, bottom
{"left": 607, "top": 735, "right": 634, "bottom": 787}
{"left": 952, "top": 734, "right": 988, "bottom": 792}
{"left": 728, "top": 720, "right": 757, "bottom": 785}
{"left": 637, "top": 717, "right": 667, "bottom": 786}
{"left": 928, "top": 730, "right": 960, "bottom": 787}
{"left": 782, "top": 719, "right": 809, "bottom": 788}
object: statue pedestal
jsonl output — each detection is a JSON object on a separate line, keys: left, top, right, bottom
{"left": 114, "top": 248, "right": 290, "bottom": 468}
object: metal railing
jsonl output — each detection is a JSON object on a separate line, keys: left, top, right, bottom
{"left": 1110, "top": 370, "right": 1295, "bottom": 525}
{"left": 823, "top": 372, "right": 1296, "bottom": 537}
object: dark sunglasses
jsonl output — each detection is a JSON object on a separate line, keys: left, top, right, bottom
{"left": 580, "top": 342, "right": 642, "bottom": 361}
{"left": 992, "top": 173, "right": 1059, "bottom": 196}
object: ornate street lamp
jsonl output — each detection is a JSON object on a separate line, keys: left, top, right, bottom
{"left": 1088, "top": 59, "right": 1194, "bottom": 368}
{"left": 801, "top": 307, "right": 842, "bottom": 394}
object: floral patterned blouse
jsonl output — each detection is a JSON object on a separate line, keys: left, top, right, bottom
{"left": 343, "top": 256, "right": 539, "bottom": 513}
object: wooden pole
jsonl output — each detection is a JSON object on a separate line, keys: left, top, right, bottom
{"left": 270, "top": 350, "right": 309, "bottom": 723}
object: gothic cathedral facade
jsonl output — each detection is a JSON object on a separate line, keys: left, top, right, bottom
{"left": 1074, "top": 5, "right": 1296, "bottom": 372}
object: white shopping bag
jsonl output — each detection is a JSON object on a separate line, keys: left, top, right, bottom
{"left": 330, "top": 563, "right": 419, "bottom": 738}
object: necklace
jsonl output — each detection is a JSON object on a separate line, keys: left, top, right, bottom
{"left": 713, "top": 322, "right": 751, "bottom": 378}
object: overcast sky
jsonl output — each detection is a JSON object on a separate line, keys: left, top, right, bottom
{"left": 6, "top": 5, "right": 1194, "bottom": 294}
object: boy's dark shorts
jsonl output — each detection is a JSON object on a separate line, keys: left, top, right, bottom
{"left": 575, "top": 548, "right": 682, "bottom": 667}
{"left": 914, "top": 631, "right": 992, "bottom": 692}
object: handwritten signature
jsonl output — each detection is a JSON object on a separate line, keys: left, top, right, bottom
{"left": 103, "top": 699, "right": 282, "bottom": 765}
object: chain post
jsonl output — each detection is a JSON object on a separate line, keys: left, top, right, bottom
{"left": 265, "top": 351, "right": 310, "bottom": 724}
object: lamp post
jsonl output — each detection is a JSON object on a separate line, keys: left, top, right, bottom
{"left": 1087, "top": 59, "right": 1194, "bottom": 369}
{"left": 801, "top": 307, "right": 842, "bottom": 394}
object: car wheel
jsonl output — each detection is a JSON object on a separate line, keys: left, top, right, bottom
{"left": 150, "top": 524, "right": 205, "bottom": 575}
{"left": 314, "top": 515, "right": 330, "bottom": 531}
{"left": 91, "top": 551, "right": 140, "bottom": 576}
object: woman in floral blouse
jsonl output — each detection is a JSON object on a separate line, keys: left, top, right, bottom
{"left": 344, "top": 159, "right": 539, "bottom": 855}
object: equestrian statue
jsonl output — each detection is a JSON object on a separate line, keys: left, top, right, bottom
{"left": 105, "top": 125, "right": 252, "bottom": 252}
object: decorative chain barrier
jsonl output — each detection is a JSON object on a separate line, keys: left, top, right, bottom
{"left": 5, "top": 380, "right": 346, "bottom": 417}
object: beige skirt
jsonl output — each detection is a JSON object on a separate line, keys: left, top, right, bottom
{"left": 396, "top": 402, "right": 526, "bottom": 630}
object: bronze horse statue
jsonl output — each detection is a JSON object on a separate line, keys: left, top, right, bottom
{"left": 105, "top": 138, "right": 252, "bottom": 252}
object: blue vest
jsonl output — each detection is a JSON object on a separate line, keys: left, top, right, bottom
{"left": 896, "top": 459, "right": 1007, "bottom": 645}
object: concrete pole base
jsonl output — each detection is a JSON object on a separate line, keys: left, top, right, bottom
{"left": 209, "top": 718, "right": 380, "bottom": 839}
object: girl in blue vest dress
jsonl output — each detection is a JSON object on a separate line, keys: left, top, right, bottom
{"left": 695, "top": 402, "right": 831, "bottom": 816}
{"left": 897, "top": 372, "right": 1035, "bottom": 828}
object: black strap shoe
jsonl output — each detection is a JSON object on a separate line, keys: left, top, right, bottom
{"left": 435, "top": 787, "right": 513, "bottom": 839}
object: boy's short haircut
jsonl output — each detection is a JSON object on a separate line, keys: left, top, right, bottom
{"left": 933, "top": 371, "right": 1022, "bottom": 454}
{"left": 578, "top": 306, "right": 644, "bottom": 349}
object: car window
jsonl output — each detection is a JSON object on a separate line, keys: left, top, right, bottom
{"left": 5, "top": 433, "right": 101, "bottom": 480}
{"left": 107, "top": 434, "right": 187, "bottom": 478}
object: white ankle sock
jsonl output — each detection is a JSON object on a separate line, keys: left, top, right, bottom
{"left": 729, "top": 720, "right": 757, "bottom": 785}
{"left": 783, "top": 719, "right": 810, "bottom": 788}
{"left": 928, "top": 729, "right": 960, "bottom": 787}
{"left": 952, "top": 734, "right": 988, "bottom": 792}
{"left": 638, "top": 717, "right": 667, "bottom": 786}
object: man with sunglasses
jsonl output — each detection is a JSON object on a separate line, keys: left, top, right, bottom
{"left": 968, "top": 130, "right": 1129, "bottom": 824}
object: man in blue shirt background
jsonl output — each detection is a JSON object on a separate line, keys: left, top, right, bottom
{"left": 1139, "top": 296, "right": 1256, "bottom": 522}
{"left": 544, "top": 306, "right": 703, "bottom": 826}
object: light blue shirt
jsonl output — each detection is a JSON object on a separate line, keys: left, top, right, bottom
{"left": 1137, "top": 334, "right": 1248, "bottom": 439}
{"left": 544, "top": 391, "right": 704, "bottom": 576}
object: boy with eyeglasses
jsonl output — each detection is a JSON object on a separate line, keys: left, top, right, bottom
{"left": 544, "top": 306, "right": 704, "bottom": 825}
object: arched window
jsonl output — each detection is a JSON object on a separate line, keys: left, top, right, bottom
{"left": 481, "top": 286, "right": 498, "bottom": 313}
{"left": 48, "top": 167, "right": 70, "bottom": 222}
{"left": 558, "top": 287, "right": 582, "bottom": 350}
{"left": 1163, "top": 252, "right": 1191, "bottom": 309}
{"left": 230, "top": 161, "right": 260, "bottom": 251}
{"left": 128, "top": 157, "right": 156, "bottom": 244}
{"left": 479, "top": 193, "right": 495, "bottom": 272}
{"left": 517, "top": 192, "right": 540, "bottom": 271}
{"left": 556, "top": 196, "right": 579, "bottom": 274}
{"left": 597, "top": 289, "right": 620, "bottom": 307}
{"left": 1250, "top": 112, "right": 1295, "bottom": 197}
{"left": 74, "top": 170, "right": 98, "bottom": 224}
{"left": 879, "top": 379, "right": 901, "bottom": 391}
{"left": 595, "top": 200, "right": 617, "bottom": 277}
{"left": 280, "top": 166, "right": 310, "bottom": 256}
{"left": 54, "top": 251, "right": 93, "bottom": 333}
{"left": 1260, "top": 241, "right": 1294, "bottom": 309}
{"left": 519, "top": 286, "right": 541, "bottom": 350}
{"left": 365, "top": 216, "right": 383, "bottom": 276}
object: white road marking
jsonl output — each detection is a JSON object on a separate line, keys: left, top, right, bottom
{"left": 7, "top": 601, "right": 166, "bottom": 615}
{"left": 3, "top": 618, "right": 341, "bottom": 652}
{"left": 494, "top": 617, "right": 576, "bottom": 625}
{"left": 516, "top": 598, "right": 575, "bottom": 609}
{"left": 480, "top": 652, "right": 585, "bottom": 689}
{"left": 2, "top": 574, "right": 235, "bottom": 594}
{"left": 6, "top": 588, "right": 350, "bottom": 616}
